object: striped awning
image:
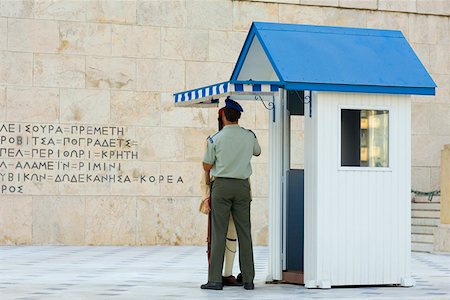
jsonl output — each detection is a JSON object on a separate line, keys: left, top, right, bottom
{"left": 174, "top": 81, "right": 280, "bottom": 107}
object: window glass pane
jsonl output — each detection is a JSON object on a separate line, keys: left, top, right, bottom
{"left": 341, "top": 109, "right": 389, "bottom": 167}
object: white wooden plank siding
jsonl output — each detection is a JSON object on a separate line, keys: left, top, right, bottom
{"left": 268, "top": 91, "right": 284, "bottom": 281}
{"left": 304, "top": 92, "right": 411, "bottom": 286}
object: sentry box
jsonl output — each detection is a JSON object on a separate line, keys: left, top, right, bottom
{"left": 174, "top": 22, "right": 436, "bottom": 288}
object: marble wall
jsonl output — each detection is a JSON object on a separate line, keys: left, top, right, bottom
{"left": 434, "top": 145, "right": 450, "bottom": 252}
{"left": 248, "top": 0, "right": 450, "bottom": 16}
{"left": 0, "top": 0, "right": 448, "bottom": 246}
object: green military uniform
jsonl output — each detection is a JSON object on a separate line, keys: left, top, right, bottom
{"left": 203, "top": 124, "right": 261, "bottom": 284}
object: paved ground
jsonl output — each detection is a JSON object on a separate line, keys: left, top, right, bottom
{"left": 0, "top": 246, "right": 449, "bottom": 300}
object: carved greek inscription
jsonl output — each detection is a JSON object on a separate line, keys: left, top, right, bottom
{"left": 0, "top": 123, "right": 183, "bottom": 194}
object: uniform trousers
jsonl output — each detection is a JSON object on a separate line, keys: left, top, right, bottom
{"left": 208, "top": 177, "right": 255, "bottom": 283}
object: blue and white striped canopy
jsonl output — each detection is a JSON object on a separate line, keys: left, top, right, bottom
{"left": 174, "top": 81, "right": 280, "bottom": 107}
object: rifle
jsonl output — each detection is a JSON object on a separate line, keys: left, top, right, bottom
{"left": 207, "top": 210, "right": 211, "bottom": 268}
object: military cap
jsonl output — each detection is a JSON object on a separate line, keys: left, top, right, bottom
{"left": 225, "top": 97, "right": 243, "bottom": 112}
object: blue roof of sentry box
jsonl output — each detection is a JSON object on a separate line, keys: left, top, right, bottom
{"left": 230, "top": 22, "right": 436, "bottom": 95}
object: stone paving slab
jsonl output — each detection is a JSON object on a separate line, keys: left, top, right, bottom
{"left": 0, "top": 246, "right": 449, "bottom": 300}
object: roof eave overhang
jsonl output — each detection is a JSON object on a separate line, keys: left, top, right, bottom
{"left": 173, "top": 80, "right": 435, "bottom": 108}
{"left": 283, "top": 82, "right": 436, "bottom": 95}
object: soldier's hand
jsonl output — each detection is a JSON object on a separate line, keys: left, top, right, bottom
{"left": 200, "top": 197, "right": 211, "bottom": 214}
{"left": 204, "top": 197, "right": 211, "bottom": 213}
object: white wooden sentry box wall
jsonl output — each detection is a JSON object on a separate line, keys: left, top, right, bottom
{"left": 304, "top": 91, "right": 412, "bottom": 287}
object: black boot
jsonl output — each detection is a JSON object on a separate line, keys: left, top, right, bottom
{"left": 200, "top": 282, "right": 223, "bottom": 290}
{"left": 243, "top": 282, "right": 254, "bottom": 290}
{"left": 236, "top": 273, "right": 243, "bottom": 284}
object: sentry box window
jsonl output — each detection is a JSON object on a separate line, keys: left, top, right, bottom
{"left": 341, "top": 109, "right": 389, "bottom": 168}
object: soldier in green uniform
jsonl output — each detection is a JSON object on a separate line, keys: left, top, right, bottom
{"left": 200, "top": 98, "right": 261, "bottom": 291}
